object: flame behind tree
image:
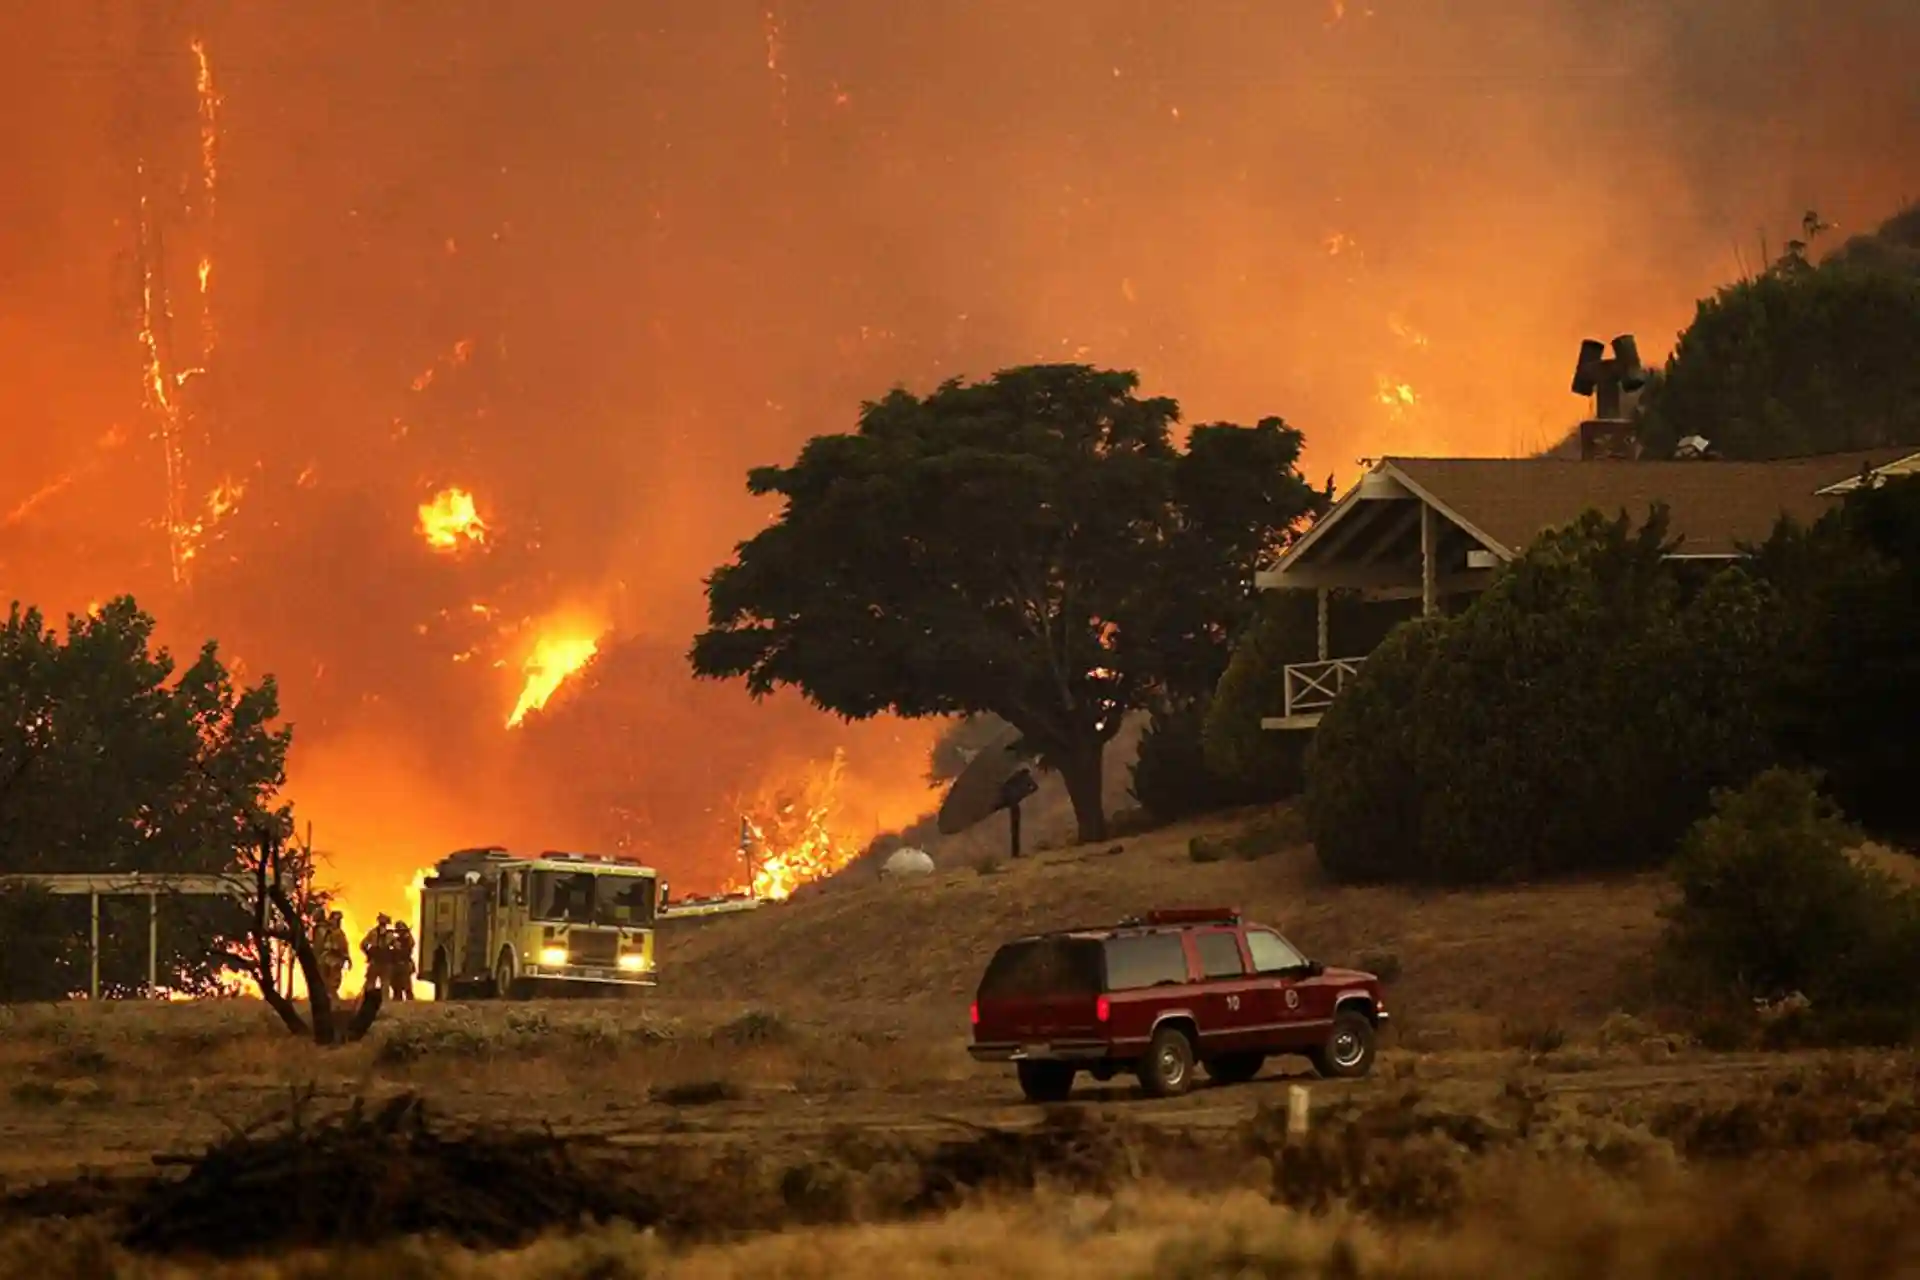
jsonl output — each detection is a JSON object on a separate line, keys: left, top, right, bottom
{"left": 733, "top": 749, "right": 863, "bottom": 900}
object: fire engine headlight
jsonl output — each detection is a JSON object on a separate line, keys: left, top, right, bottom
{"left": 538, "top": 946, "right": 569, "bottom": 967}
{"left": 617, "top": 952, "right": 648, "bottom": 972}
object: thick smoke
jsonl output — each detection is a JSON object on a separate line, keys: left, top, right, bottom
{"left": 0, "top": 1, "right": 1913, "bottom": 915}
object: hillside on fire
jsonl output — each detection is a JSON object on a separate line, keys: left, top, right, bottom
{"left": 4, "top": 3, "right": 1920, "bottom": 1274}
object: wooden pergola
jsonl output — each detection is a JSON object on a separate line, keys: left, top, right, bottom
{"left": 0, "top": 871, "right": 254, "bottom": 999}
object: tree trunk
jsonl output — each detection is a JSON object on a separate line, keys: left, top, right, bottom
{"left": 1058, "top": 738, "right": 1108, "bottom": 844}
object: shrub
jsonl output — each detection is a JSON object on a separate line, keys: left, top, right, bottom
{"left": 1658, "top": 768, "right": 1920, "bottom": 1046}
{"left": 1757, "top": 475, "right": 1920, "bottom": 844}
{"left": 1201, "top": 592, "right": 1315, "bottom": 796}
{"left": 1306, "top": 507, "right": 1785, "bottom": 885}
{"left": 1128, "top": 700, "right": 1265, "bottom": 823}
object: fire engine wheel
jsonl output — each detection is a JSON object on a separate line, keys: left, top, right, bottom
{"left": 1139, "top": 1024, "right": 1197, "bottom": 1098}
{"left": 431, "top": 953, "right": 452, "bottom": 1001}
{"left": 1204, "top": 1052, "right": 1266, "bottom": 1086}
{"left": 1309, "top": 1009, "right": 1377, "bottom": 1079}
{"left": 1015, "top": 1060, "right": 1076, "bottom": 1103}
{"left": 494, "top": 955, "right": 520, "bottom": 1000}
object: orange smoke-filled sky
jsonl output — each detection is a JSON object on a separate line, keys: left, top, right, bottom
{"left": 0, "top": 1, "right": 1914, "bottom": 922}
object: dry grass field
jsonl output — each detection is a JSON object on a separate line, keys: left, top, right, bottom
{"left": 2, "top": 807, "right": 1915, "bottom": 1276}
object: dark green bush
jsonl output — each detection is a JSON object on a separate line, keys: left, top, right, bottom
{"left": 1129, "top": 701, "right": 1244, "bottom": 823}
{"left": 1658, "top": 768, "right": 1920, "bottom": 1046}
{"left": 1756, "top": 475, "right": 1920, "bottom": 844}
{"left": 1305, "top": 506, "right": 1786, "bottom": 885}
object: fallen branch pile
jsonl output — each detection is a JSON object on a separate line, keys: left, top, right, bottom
{"left": 121, "top": 1092, "right": 660, "bottom": 1257}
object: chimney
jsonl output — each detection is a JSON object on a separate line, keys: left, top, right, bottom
{"left": 1569, "top": 333, "right": 1649, "bottom": 461}
{"left": 1578, "top": 419, "right": 1642, "bottom": 461}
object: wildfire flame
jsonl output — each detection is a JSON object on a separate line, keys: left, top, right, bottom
{"left": 733, "top": 749, "right": 864, "bottom": 901}
{"left": 506, "top": 624, "right": 603, "bottom": 728}
{"left": 418, "top": 486, "right": 488, "bottom": 551}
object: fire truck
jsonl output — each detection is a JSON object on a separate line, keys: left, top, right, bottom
{"left": 419, "top": 848, "right": 661, "bottom": 999}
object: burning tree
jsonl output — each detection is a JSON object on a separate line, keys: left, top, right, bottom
{"left": 734, "top": 749, "right": 862, "bottom": 900}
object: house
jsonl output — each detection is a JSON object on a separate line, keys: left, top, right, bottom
{"left": 1255, "top": 446, "right": 1914, "bottom": 730}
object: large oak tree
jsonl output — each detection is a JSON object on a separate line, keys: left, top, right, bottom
{"left": 690, "top": 365, "right": 1326, "bottom": 842}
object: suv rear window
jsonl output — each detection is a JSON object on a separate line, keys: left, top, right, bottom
{"left": 1102, "top": 934, "right": 1188, "bottom": 991}
{"left": 978, "top": 938, "right": 1103, "bottom": 998}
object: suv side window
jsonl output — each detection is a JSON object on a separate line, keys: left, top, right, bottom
{"left": 1246, "top": 929, "right": 1306, "bottom": 975}
{"left": 1103, "top": 934, "right": 1188, "bottom": 990}
{"left": 1195, "top": 930, "right": 1246, "bottom": 980}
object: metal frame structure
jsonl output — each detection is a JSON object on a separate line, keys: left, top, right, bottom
{"left": 0, "top": 872, "right": 253, "bottom": 999}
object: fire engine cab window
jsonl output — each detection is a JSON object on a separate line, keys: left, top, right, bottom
{"left": 530, "top": 870, "right": 596, "bottom": 924}
{"left": 1246, "top": 930, "right": 1306, "bottom": 974}
{"left": 1102, "top": 934, "right": 1188, "bottom": 991}
{"left": 1196, "top": 931, "right": 1246, "bottom": 979}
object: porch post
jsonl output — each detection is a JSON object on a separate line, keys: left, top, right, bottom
{"left": 89, "top": 891, "right": 100, "bottom": 1000}
{"left": 1315, "top": 588, "right": 1330, "bottom": 661}
{"left": 1420, "top": 503, "right": 1437, "bottom": 618}
{"left": 148, "top": 892, "right": 159, "bottom": 994}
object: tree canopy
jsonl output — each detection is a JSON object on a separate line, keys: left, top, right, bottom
{"left": 0, "top": 597, "right": 292, "bottom": 998}
{"left": 690, "top": 364, "right": 1327, "bottom": 841}
{"left": 1636, "top": 204, "right": 1920, "bottom": 460}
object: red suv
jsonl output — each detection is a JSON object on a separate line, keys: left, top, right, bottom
{"left": 968, "top": 907, "right": 1389, "bottom": 1101}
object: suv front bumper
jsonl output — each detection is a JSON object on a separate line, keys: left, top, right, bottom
{"left": 969, "top": 1039, "right": 1111, "bottom": 1063}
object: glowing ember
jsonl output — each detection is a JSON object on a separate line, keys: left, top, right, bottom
{"left": 733, "top": 749, "right": 863, "bottom": 901}
{"left": 1376, "top": 375, "right": 1419, "bottom": 416}
{"left": 418, "top": 486, "right": 488, "bottom": 551}
{"left": 506, "top": 626, "right": 602, "bottom": 728}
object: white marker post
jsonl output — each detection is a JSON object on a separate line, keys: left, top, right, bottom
{"left": 1287, "top": 1084, "right": 1311, "bottom": 1137}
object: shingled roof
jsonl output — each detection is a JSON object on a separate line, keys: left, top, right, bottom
{"left": 1385, "top": 448, "right": 1912, "bottom": 559}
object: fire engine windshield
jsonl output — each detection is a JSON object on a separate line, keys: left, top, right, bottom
{"left": 529, "top": 871, "right": 656, "bottom": 926}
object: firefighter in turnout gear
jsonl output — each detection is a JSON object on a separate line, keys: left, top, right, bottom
{"left": 316, "top": 910, "right": 352, "bottom": 999}
{"left": 360, "top": 914, "right": 393, "bottom": 997}
{"left": 389, "top": 921, "right": 417, "bottom": 1000}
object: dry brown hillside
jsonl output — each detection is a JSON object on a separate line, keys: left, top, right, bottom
{"left": 662, "top": 807, "right": 1669, "bottom": 1039}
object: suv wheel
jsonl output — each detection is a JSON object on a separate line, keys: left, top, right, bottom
{"left": 1016, "top": 1061, "right": 1076, "bottom": 1103}
{"left": 1139, "top": 1024, "right": 1197, "bottom": 1098}
{"left": 1205, "top": 1052, "right": 1266, "bottom": 1086}
{"left": 1308, "top": 1009, "right": 1376, "bottom": 1079}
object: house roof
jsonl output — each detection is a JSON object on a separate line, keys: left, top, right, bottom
{"left": 1384, "top": 448, "right": 1914, "bottom": 559}
{"left": 1814, "top": 450, "right": 1920, "bottom": 496}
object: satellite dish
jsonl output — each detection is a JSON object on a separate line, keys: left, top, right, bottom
{"left": 936, "top": 732, "right": 1041, "bottom": 855}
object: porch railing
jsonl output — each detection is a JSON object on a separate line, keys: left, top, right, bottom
{"left": 1282, "top": 657, "right": 1366, "bottom": 718}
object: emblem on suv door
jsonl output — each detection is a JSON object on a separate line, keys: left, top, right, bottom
{"left": 1284, "top": 988, "right": 1300, "bottom": 1010}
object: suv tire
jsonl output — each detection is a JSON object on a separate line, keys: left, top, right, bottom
{"left": 1016, "top": 1061, "right": 1076, "bottom": 1103}
{"left": 1308, "top": 1009, "right": 1376, "bottom": 1079}
{"left": 1205, "top": 1052, "right": 1266, "bottom": 1086}
{"left": 1139, "top": 1024, "right": 1197, "bottom": 1098}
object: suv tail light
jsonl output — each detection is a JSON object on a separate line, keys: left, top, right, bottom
{"left": 1095, "top": 995, "right": 1110, "bottom": 1023}
{"left": 969, "top": 1001, "right": 979, "bottom": 1027}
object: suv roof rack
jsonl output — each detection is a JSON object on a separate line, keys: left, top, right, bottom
{"left": 1125, "top": 906, "right": 1242, "bottom": 927}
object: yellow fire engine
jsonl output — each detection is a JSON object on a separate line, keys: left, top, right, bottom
{"left": 419, "top": 848, "right": 660, "bottom": 998}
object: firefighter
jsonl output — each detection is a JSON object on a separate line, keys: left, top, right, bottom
{"left": 389, "top": 921, "right": 417, "bottom": 1001}
{"left": 317, "top": 910, "right": 352, "bottom": 999}
{"left": 360, "top": 914, "right": 392, "bottom": 997}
